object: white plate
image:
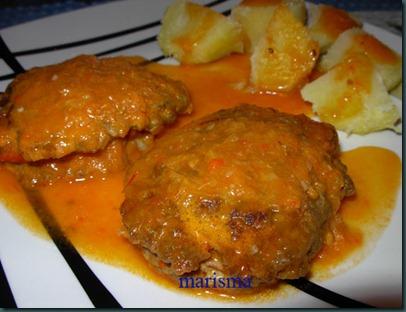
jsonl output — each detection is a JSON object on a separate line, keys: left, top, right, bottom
{"left": 0, "top": 0, "right": 402, "bottom": 308}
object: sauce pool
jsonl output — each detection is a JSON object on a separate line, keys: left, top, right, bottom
{"left": 147, "top": 54, "right": 311, "bottom": 129}
{"left": 0, "top": 55, "right": 401, "bottom": 301}
{"left": 311, "top": 146, "right": 401, "bottom": 278}
{"left": 0, "top": 146, "right": 400, "bottom": 301}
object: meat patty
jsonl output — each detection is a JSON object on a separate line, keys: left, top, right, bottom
{"left": 0, "top": 55, "right": 191, "bottom": 162}
{"left": 9, "top": 139, "right": 126, "bottom": 186}
{"left": 121, "top": 104, "right": 354, "bottom": 285}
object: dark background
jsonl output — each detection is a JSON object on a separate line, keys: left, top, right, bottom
{"left": 0, "top": 0, "right": 402, "bottom": 29}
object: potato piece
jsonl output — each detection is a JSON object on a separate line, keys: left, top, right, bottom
{"left": 319, "top": 28, "right": 402, "bottom": 91}
{"left": 231, "top": 0, "right": 306, "bottom": 52}
{"left": 250, "top": 5, "right": 319, "bottom": 92}
{"left": 158, "top": 0, "right": 243, "bottom": 64}
{"left": 284, "top": 0, "right": 307, "bottom": 24}
{"left": 390, "top": 81, "right": 402, "bottom": 100}
{"left": 308, "top": 4, "right": 361, "bottom": 53}
{"left": 302, "top": 53, "right": 400, "bottom": 134}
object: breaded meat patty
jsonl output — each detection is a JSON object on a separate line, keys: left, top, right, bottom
{"left": 121, "top": 104, "right": 354, "bottom": 285}
{"left": 0, "top": 55, "right": 191, "bottom": 185}
{"left": 0, "top": 55, "right": 191, "bottom": 163}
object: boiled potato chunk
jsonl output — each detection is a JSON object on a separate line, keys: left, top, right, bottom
{"left": 307, "top": 3, "right": 361, "bottom": 53}
{"left": 250, "top": 5, "right": 319, "bottom": 92}
{"left": 284, "top": 0, "right": 306, "bottom": 24}
{"left": 302, "top": 53, "right": 400, "bottom": 134}
{"left": 319, "top": 28, "right": 402, "bottom": 91}
{"left": 158, "top": 0, "right": 243, "bottom": 64}
{"left": 231, "top": 0, "right": 306, "bottom": 52}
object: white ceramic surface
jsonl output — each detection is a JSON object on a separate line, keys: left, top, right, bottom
{"left": 0, "top": 0, "right": 402, "bottom": 308}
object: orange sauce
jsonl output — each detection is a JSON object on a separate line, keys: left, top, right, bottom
{"left": 0, "top": 166, "right": 46, "bottom": 237}
{"left": 0, "top": 146, "right": 400, "bottom": 300}
{"left": 311, "top": 146, "right": 401, "bottom": 278}
{"left": 0, "top": 57, "right": 401, "bottom": 301}
{"left": 319, "top": 5, "right": 360, "bottom": 38}
{"left": 354, "top": 33, "right": 400, "bottom": 64}
{"left": 317, "top": 53, "right": 373, "bottom": 124}
{"left": 58, "top": 172, "right": 285, "bottom": 298}
{"left": 147, "top": 54, "right": 311, "bottom": 130}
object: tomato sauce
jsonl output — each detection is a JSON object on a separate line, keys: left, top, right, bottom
{"left": 311, "top": 146, "right": 401, "bottom": 279}
{"left": 0, "top": 55, "right": 401, "bottom": 301}
{"left": 318, "top": 5, "right": 360, "bottom": 38}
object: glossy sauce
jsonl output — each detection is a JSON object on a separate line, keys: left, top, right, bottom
{"left": 353, "top": 33, "right": 400, "bottom": 64}
{"left": 147, "top": 54, "right": 311, "bottom": 130}
{"left": 318, "top": 5, "right": 360, "bottom": 38}
{"left": 0, "top": 56, "right": 401, "bottom": 301}
{"left": 4, "top": 55, "right": 190, "bottom": 162}
{"left": 317, "top": 53, "right": 373, "bottom": 123}
{"left": 311, "top": 147, "right": 401, "bottom": 278}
